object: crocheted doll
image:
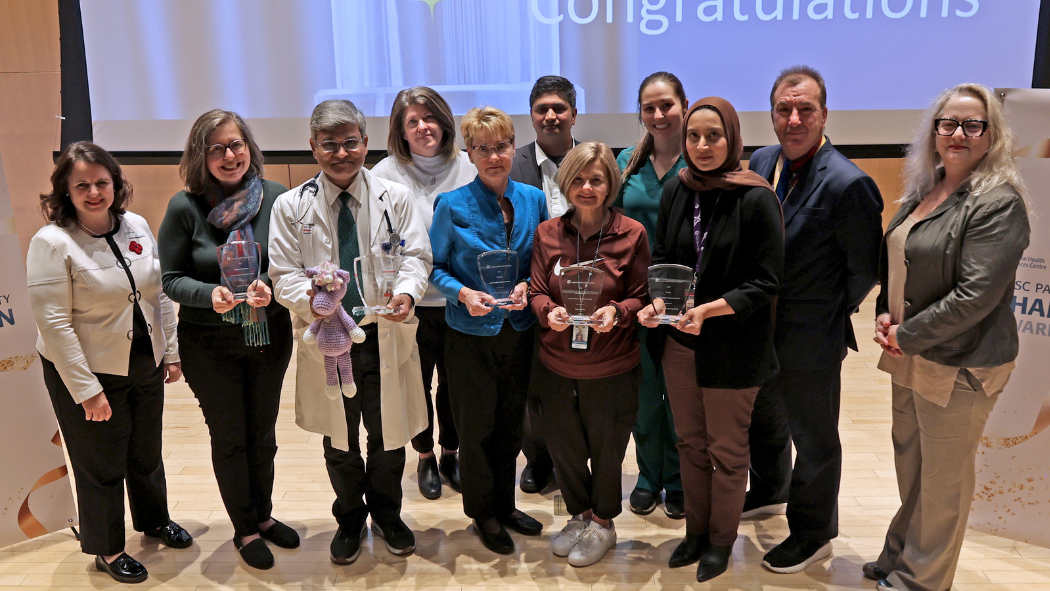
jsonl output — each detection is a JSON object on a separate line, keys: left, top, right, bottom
{"left": 302, "top": 261, "right": 367, "bottom": 399}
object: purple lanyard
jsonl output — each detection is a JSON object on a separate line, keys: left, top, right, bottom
{"left": 692, "top": 192, "right": 719, "bottom": 275}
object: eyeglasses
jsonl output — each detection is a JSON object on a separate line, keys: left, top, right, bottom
{"left": 206, "top": 138, "right": 247, "bottom": 160}
{"left": 934, "top": 118, "right": 989, "bottom": 138}
{"left": 470, "top": 140, "right": 514, "bottom": 158}
{"left": 318, "top": 138, "right": 363, "bottom": 153}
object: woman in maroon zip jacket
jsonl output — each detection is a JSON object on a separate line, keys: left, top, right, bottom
{"left": 529, "top": 141, "right": 650, "bottom": 567}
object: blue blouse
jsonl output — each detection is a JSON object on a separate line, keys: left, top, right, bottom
{"left": 430, "top": 177, "right": 548, "bottom": 336}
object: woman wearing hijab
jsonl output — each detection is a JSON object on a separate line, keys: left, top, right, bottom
{"left": 638, "top": 97, "right": 783, "bottom": 582}
{"left": 159, "top": 110, "right": 296, "bottom": 570}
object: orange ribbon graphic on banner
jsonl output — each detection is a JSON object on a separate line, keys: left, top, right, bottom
{"left": 16, "top": 430, "right": 69, "bottom": 539}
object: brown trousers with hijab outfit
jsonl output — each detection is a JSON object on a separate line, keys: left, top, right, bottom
{"left": 662, "top": 338, "right": 759, "bottom": 546}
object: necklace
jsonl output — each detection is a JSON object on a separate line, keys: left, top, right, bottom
{"left": 574, "top": 212, "right": 605, "bottom": 265}
{"left": 77, "top": 211, "right": 115, "bottom": 237}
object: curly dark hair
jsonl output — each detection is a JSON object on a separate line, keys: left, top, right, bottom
{"left": 40, "top": 141, "right": 132, "bottom": 229}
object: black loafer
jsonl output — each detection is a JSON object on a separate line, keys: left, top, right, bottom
{"left": 629, "top": 487, "right": 659, "bottom": 515}
{"left": 417, "top": 455, "right": 442, "bottom": 500}
{"left": 95, "top": 553, "right": 148, "bottom": 584}
{"left": 144, "top": 521, "right": 192, "bottom": 549}
{"left": 498, "top": 509, "right": 543, "bottom": 536}
{"left": 259, "top": 519, "right": 300, "bottom": 549}
{"left": 519, "top": 464, "right": 539, "bottom": 494}
{"left": 474, "top": 519, "right": 514, "bottom": 555}
{"left": 439, "top": 452, "right": 462, "bottom": 493}
{"left": 669, "top": 531, "right": 708, "bottom": 568}
{"left": 663, "top": 490, "right": 686, "bottom": 519}
{"left": 863, "top": 561, "right": 889, "bottom": 581}
{"left": 330, "top": 522, "right": 367, "bottom": 565}
{"left": 696, "top": 544, "right": 732, "bottom": 582}
{"left": 371, "top": 519, "right": 415, "bottom": 556}
{"left": 233, "top": 536, "right": 274, "bottom": 570}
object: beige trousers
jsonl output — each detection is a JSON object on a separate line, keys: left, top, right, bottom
{"left": 876, "top": 370, "right": 1005, "bottom": 591}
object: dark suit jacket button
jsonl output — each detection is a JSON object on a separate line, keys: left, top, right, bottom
{"left": 904, "top": 259, "right": 910, "bottom": 267}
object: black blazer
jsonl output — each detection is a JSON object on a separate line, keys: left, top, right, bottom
{"left": 748, "top": 139, "right": 883, "bottom": 370}
{"left": 653, "top": 179, "right": 784, "bottom": 389}
{"left": 509, "top": 140, "right": 581, "bottom": 191}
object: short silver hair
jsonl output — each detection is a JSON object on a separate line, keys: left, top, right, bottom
{"left": 310, "top": 99, "right": 366, "bottom": 137}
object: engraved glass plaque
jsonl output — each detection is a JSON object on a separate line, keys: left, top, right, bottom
{"left": 647, "top": 264, "right": 695, "bottom": 324}
{"left": 353, "top": 254, "right": 401, "bottom": 315}
{"left": 217, "top": 241, "right": 262, "bottom": 300}
{"left": 477, "top": 249, "right": 519, "bottom": 307}
{"left": 559, "top": 265, "right": 604, "bottom": 326}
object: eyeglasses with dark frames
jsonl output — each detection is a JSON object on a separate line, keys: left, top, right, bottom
{"left": 934, "top": 118, "right": 988, "bottom": 138}
{"left": 206, "top": 138, "right": 247, "bottom": 160}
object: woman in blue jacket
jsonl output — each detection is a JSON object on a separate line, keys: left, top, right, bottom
{"left": 429, "top": 106, "right": 548, "bottom": 555}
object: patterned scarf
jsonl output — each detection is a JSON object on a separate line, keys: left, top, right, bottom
{"left": 208, "top": 175, "right": 270, "bottom": 346}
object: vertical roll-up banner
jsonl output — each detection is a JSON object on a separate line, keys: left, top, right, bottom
{"left": 970, "top": 89, "right": 1050, "bottom": 547}
{"left": 0, "top": 152, "right": 78, "bottom": 549}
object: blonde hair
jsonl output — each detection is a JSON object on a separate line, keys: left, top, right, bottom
{"left": 459, "top": 106, "right": 514, "bottom": 149}
{"left": 557, "top": 141, "right": 622, "bottom": 208}
{"left": 901, "top": 83, "right": 1027, "bottom": 204}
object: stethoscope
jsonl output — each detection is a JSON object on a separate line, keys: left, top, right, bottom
{"left": 293, "top": 173, "right": 405, "bottom": 255}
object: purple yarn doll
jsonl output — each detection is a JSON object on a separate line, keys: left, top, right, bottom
{"left": 302, "top": 261, "right": 367, "bottom": 399}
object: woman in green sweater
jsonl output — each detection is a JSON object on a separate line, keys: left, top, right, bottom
{"left": 615, "top": 72, "right": 688, "bottom": 518}
{"left": 158, "top": 110, "right": 296, "bottom": 570}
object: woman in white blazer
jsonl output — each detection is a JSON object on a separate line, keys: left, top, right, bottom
{"left": 26, "top": 142, "right": 191, "bottom": 584}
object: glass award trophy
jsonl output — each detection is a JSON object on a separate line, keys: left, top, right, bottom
{"left": 559, "top": 265, "right": 604, "bottom": 326}
{"left": 647, "top": 264, "right": 695, "bottom": 324}
{"left": 217, "top": 241, "right": 262, "bottom": 300}
{"left": 477, "top": 250, "right": 519, "bottom": 307}
{"left": 353, "top": 254, "right": 402, "bottom": 315}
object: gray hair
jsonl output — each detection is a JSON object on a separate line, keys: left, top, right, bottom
{"left": 310, "top": 99, "right": 367, "bottom": 137}
{"left": 901, "top": 83, "right": 1027, "bottom": 205}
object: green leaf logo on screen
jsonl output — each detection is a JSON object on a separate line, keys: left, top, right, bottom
{"left": 414, "top": 0, "right": 443, "bottom": 18}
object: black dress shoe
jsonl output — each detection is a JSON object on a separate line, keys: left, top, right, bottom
{"left": 498, "top": 509, "right": 543, "bottom": 536}
{"left": 259, "top": 519, "right": 300, "bottom": 549}
{"left": 95, "top": 553, "right": 148, "bottom": 584}
{"left": 439, "top": 452, "right": 462, "bottom": 493}
{"left": 233, "top": 536, "right": 274, "bottom": 570}
{"left": 863, "top": 561, "right": 889, "bottom": 581}
{"left": 330, "top": 522, "right": 367, "bottom": 565}
{"left": 417, "top": 455, "right": 442, "bottom": 500}
{"left": 696, "top": 544, "right": 732, "bottom": 582}
{"left": 519, "top": 464, "right": 539, "bottom": 494}
{"left": 663, "top": 490, "right": 686, "bottom": 519}
{"left": 474, "top": 519, "right": 514, "bottom": 555}
{"left": 669, "top": 531, "right": 708, "bottom": 568}
{"left": 371, "top": 518, "right": 416, "bottom": 556}
{"left": 629, "top": 487, "right": 659, "bottom": 515}
{"left": 144, "top": 521, "right": 193, "bottom": 549}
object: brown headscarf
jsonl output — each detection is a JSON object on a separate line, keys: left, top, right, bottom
{"left": 678, "top": 97, "right": 773, "bottom": 192}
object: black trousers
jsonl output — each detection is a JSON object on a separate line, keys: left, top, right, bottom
{"left": 323, "top": 324, "right": 406, "bottom": 530}
{"left": 522, "top": 333, "right": 552, "bottom": 470}
{"left": 42, "top": 336, "right": 170, "bottom": 556}
{"left": 179, "top": 312, "right": 293, "bottom": 538}
{"left": 535, "top": 363, "right": 641, "bottom": 520}
{"left": 446, "top": 323, "right": 534, "bottom": 520}
{"left": 410, "top": 306, "right": 459, "bottom": 453}
{"left": 748, "top": 365, "right": 842, "bottom": 542}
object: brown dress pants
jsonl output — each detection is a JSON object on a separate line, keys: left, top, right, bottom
{"left": 662, "top": 338, "right": 759, "bottom": 545}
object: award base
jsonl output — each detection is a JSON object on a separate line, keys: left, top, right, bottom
{"left": 568, "top": 315, "right": 600, "bottom": 326}
{"left": 485, "top": 298, "right": 520, "bottom": 308}
{"left": 654, "top": 314, "right": 683, "bottom": 324}
{"left": 353, "top": 305, "right": 396, "bottom": 315}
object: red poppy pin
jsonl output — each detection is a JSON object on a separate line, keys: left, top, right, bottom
{"left": 129, "top": 241, "right": 143, "bottom": 255}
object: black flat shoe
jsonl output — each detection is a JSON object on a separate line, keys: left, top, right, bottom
{"left": 474, "top": 519, "right": 514, "bottom": 555}
{"left": 233, "top": 536, "right": 274, "bottom": 570}
{"left": 629, "top": 487, "right": 659, "bottom": 515}
{"left": 95, "top": 553, "right": 148, "bottom": 584}
{"left": 498, "top": 509, "right": 543, "bottom": 536}
{"left": 259, "top": 519, "right": 300, "bottom": 549}
{"left": 519, "top": 464, "right": 539, "bottom": 494}
{"left": 669, "top": 531, "right": 708, "bottom": 568}
{"left": 863, "top": 561, "right": 889, "bottom": 581}
{"left": 663, "top": 490, "right": 686, "bottom": 519}
{"left": 144, "top": 521, "right": 192, "bottom": 548}
{"left": 696, "top": 544, "right": 732, "bottom": 582}
{"left": 439, "top": 452, "right": 462, "bottom": 493}
{"left": 417, "top": 455, "right": 442, "bottom": 500}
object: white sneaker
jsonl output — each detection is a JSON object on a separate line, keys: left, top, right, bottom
{"left": 567, "top": 520, "right": 616, "bottom": 567}
{"left": 551, "top": 516, "right": 589, "bottom": 557}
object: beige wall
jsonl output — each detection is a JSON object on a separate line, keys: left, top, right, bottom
{"left": 1, "top": 0, "right": 903, "bottom": 258}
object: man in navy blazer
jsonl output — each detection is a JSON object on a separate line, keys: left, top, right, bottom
{"left": 745, "top": 66, "right": 883, "bottom": 574}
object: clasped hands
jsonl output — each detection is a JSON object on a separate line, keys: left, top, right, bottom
{"left": 874, "top": 313, "right": 902, "bottom": 356}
